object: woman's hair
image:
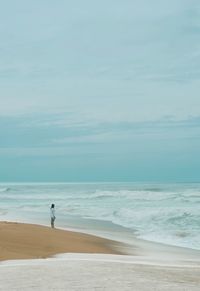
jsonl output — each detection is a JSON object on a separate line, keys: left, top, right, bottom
{"left": 51, "top": 204, "right": 55, "bottom": 208}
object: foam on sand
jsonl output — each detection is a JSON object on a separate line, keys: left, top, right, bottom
{"left": 1, "top": 254, "right": 200, "bottom": 291}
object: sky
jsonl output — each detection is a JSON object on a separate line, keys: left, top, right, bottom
{"left": 0, "top": 0, "right": 200, "bottom": 182}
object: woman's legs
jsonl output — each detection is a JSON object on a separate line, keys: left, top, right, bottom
{"left": 51, "top": 218, "right": 54, "bottom": 228}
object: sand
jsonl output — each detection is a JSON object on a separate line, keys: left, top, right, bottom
{"left": 1, "top": 221, "right": 200, "bottom": 290}
{"left": 0, "top": 221, "right": 121, "bottom": 261}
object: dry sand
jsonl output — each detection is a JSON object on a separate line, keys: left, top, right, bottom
{"left": 0, "top": 221, "right": 121, "bottom": 261}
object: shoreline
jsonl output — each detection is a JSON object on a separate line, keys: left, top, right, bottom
{"left": 5, "top": 213, "right": 200, "bottom": 254}
{"left": 1, "top": 220, "right": 200, "bottom": 266}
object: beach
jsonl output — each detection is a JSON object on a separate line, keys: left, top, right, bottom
{"left": 1, "top": 221, "right": 200, "bottom": 290}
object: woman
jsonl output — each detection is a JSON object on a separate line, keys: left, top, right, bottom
{"left": 50, "top": 204, "right": 56, "bottom": 228}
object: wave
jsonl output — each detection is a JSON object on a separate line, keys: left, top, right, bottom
{"left": 0, "top": 187, "right": 10, "bottom": 192}
{"left": 144, "top": 188, "right": 163, "bottom": 192}
{"left": 82, "top": 190, "right": 174, "bottom": 201}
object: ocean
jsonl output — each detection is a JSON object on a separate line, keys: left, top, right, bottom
{"left": 0, "top": 182, "right": 199, "bottom": 250}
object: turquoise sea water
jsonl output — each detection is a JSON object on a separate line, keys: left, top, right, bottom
{"left": 0, "top": 182, "right": 200, "bottom": 250}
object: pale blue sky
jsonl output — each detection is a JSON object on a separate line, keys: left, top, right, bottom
{"left": 0, "top": 0, "right": 200, "bottom": 181}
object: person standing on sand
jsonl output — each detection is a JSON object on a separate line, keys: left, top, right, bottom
{"left": 50, "top": 204, "right": 56, "bottom": 228}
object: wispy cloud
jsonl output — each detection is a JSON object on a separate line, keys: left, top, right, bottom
{"left": 0, "top": 0, "right": 200, "bottom": 117}
{"left": 1, "top": 113, "right": 200, "bottom": 149}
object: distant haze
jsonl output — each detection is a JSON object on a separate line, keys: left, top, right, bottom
{"left": 0, "top": 0, "right": 200, "bottom": 182}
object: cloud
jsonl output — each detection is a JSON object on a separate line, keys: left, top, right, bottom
{"left": 0, "top": 112, "right": 200, "bottom": 182}
{"left": 0, "top": 0, "right": 200, "bottom": 118}
{"left": 0, "top": 113, "right": 200, "bottom": 151}
{"left": 0, "top": 1, "right": 200, "bottom": 181}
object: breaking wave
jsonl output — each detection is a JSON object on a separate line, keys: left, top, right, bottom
{"left": 0, "top": 187, "right": 10, "bottom": 192}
